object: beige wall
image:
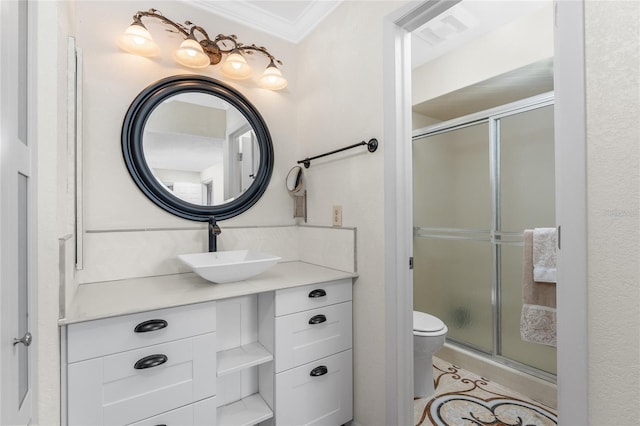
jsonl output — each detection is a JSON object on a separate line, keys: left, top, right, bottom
{"left": 72, "top": 0, "right": 299, "bottom": 288}
{"left": 75, "top": 1, "right": 297, "bottom": 232}
{"left": 412, "top": 4, "right": 553, "bottom": 107}
{"left": 412, "top": 111, "right": 440, "bottom": 129}
{"left": 295, "top": 2, "right": 401, "bottom": 424}
{"left": 585, "top": 1, "right": 640, "bottom": 423}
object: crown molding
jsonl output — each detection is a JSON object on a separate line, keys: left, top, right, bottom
{"left": 186, "top": 0, "right": 342, "bottom": 44}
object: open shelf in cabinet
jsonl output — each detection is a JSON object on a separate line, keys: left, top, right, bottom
{"left": 217, "top": 393, "right": 273, "bottom": 426}
{"left": 217, "top": 341, "right": 273, "bottom": 377}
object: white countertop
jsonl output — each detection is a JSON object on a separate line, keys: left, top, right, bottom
{"left": 61, "top": 261, "right": 357, "bottom": 325}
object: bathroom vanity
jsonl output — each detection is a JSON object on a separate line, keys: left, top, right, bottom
{"left": 60, "top": 261, "right": 356, "bottom": 426}
{"left": 60, "top": 73, "right": 356, "bottom": 425}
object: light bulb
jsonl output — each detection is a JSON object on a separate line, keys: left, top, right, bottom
{"left": 258, "top": 63, "right": 288, "bottom": 90}
{"left": 173, "top": 38, "right": 210, "bottom": 69}
{"left": 221, "top": 51, "right": 252, "bottom": 79}
{"left": 117, "top": 23, "right": 159, "bottom": 57}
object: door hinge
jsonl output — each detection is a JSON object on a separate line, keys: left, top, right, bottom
{"left": 409, "top": 257, "right": 414, "bottom": 270}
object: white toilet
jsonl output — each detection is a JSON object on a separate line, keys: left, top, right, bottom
{"left": 413, "top": 310, "right": 448, "bottom": 399}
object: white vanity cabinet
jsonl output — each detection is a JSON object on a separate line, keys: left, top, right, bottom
{"left": 63, "top": 266, "right": 356, "bottom": 426}
{"left": 259, "top": 278, "right": 353, "bottom": 426}
{"left": 65, "top": 301, "right": 217, "bottom": 426}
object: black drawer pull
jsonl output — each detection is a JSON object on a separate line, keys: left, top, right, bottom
{"left": 308, "top": 314, "right": 327, "bottom": 325}
{"left": 134, "top": 354, "right": 168, "bottom": 370}
{"left": 134, "top": 319, "right": 168, "bottom": 333}
{"left": 308, "top": 289, "right": 327, "bottom": 298}
{"left": 310, "top": 365, "right": 328, "bottom": 377}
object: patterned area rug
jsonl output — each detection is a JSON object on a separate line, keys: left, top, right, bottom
{"left": 415, "top": 360, "right": 557, "bottom": 426}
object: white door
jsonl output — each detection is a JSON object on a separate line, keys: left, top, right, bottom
{"left": 239, "top": 130, "right": 257, "bottom": 192}
{"left": 1, "top": 0, "right": 36, "bottom": 424}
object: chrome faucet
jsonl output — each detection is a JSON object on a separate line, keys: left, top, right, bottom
{"left": 208, "top": 217, "right": 222, "bottom": 252}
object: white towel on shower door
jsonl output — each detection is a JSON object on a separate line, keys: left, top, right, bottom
{"left": 533, "top": 227, "right": 557, "bottom": 283}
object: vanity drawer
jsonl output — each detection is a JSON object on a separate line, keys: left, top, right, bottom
{"left": 275, "top": 301, "right": 352, "bottom": 373}
{"left": 275, "top": 349, "right": 352, "bottom": 426}
{"left": 67, "top": 301, "right": 216, "bottom": 362}
{"left": 275, "top": 279, "right": 352, "bottom": 317}
{"left": 127, "top": 396, "right": 217, "bottom": 426}
{"left": 68, "top": 332, "right": 216, "bottom": 426}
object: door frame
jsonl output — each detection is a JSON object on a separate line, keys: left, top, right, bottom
{"left": 382, "top": 1, "right": 588, "bottom": 425}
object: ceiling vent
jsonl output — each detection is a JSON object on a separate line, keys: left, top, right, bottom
{"left": 414, "top": 4, "right": 478, "bottom": 46}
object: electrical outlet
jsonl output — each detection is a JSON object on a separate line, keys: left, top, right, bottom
{"left": 332, "top": 205, "right": 342, "bottom": 227}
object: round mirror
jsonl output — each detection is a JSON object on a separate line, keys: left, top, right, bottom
{"left": 122, "top": 75, "right": 274, "bottom": 221}
{"left": 286, "top": 166, "right": 305, "bottom": 194}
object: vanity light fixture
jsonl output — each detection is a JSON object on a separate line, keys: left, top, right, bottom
{"left": 118, "top": 9, "right": 288, "bottom": 90}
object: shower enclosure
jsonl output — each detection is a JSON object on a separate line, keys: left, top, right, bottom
{"left": 412, "top": 93, "right": 556, "bottom": 378}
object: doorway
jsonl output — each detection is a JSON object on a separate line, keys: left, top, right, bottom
{"left": 383, "top": 1, "right": 588, "bottom": 425}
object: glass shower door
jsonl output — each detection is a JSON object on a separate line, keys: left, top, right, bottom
{"left": 413, "top": 121, "right": 494, "bottom": 353}
{"left": 498, "top": 105, "right": 556, "bottom": 374}
{"left": 412, "top": 97, "right": 557, "bottom": 376}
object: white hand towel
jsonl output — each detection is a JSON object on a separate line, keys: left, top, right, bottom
{"left": 533, "top": 227, "right": 557, "bottom": 283}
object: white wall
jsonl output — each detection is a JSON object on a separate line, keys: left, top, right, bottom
{"left": 412, "top": 4, "right": 553, "bottom": 107}
{"left": 412, "top": 111, "right": 440, "bottom": 129}
{"left": 75, "top": 0, "right": 297, "bottom": 233}
{"left": 585, "top": 1, "right": 640, "bottom": 423}
{"left": 295, "top": 2, "right": 401, "bottom": 424}
{"left": 35, "top": 1, "right": 76, "bottom": 423}
{"left": 72, "top": 1, "right": 298, "bottom": 287}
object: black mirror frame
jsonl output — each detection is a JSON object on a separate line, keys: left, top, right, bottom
{"left": 122, "top": 75, "right": 274, "bottom": 221}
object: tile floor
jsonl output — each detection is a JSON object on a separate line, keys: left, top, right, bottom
{"left": 414, "top": 357, "right": 557, "bottom": 426}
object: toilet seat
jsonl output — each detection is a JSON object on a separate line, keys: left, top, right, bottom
{"left": 413, "top": 311, "right": 447, "bottom": 337}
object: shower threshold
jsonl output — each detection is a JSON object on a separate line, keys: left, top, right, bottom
{"left": 437, "top": 341, "right": 557, "bottom": 409}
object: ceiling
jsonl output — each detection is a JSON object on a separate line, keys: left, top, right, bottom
{"left": 188, "top": 0, "right": 553, "bottom": 121}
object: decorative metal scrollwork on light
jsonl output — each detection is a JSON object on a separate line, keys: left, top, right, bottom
{"left": 118, "top": 9, "right": 287, "bottom": 90}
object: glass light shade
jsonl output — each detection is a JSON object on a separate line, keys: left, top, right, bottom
{"left": 258, "top": 65, "right": 288, "bottom": 90}
{"left": 221, "top": 52, "right": 253, "bottom": 79}
{"left": 117, "top": 24, "right": 159, "bottom": 57}
{"left": 173, "top": 38, "right": 211, "bottom": 69}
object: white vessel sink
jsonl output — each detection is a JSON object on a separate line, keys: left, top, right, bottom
{"left": 178, "top": 250, "right": 281, "bottom": 283}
